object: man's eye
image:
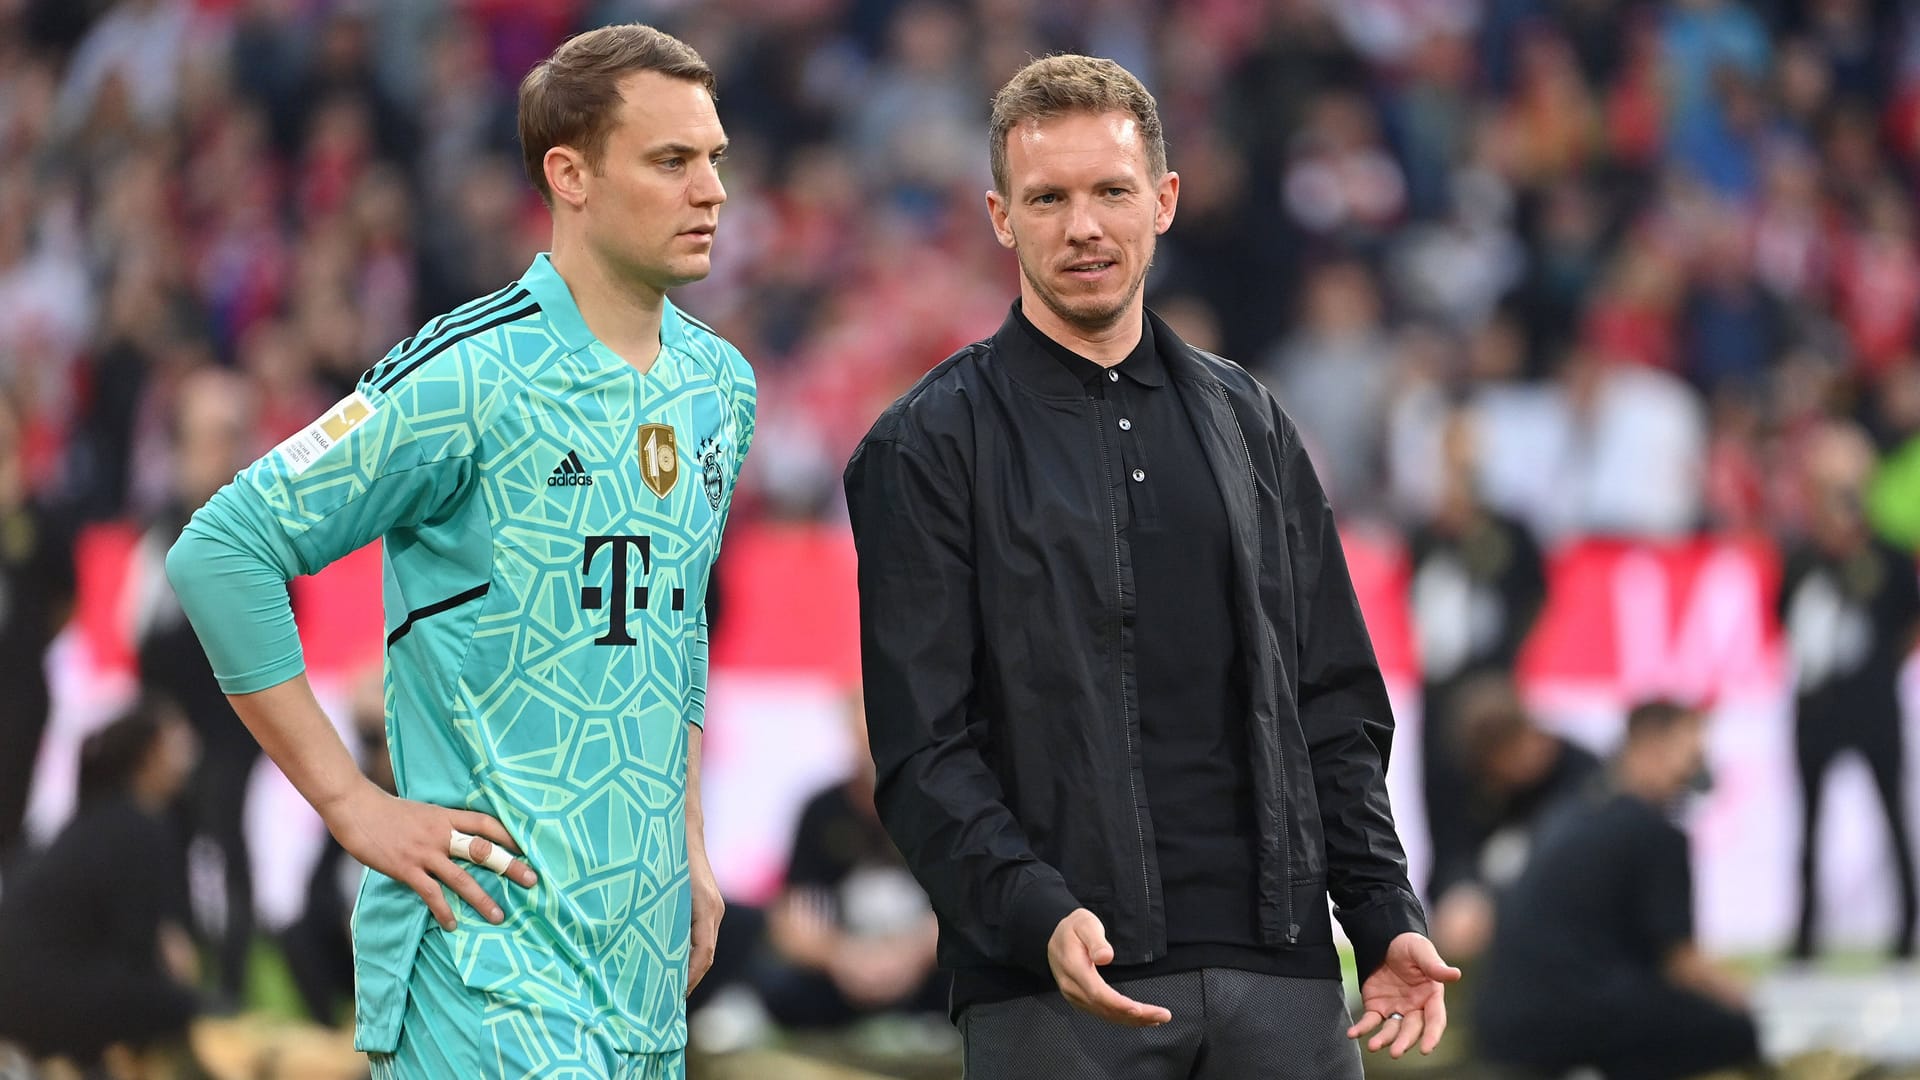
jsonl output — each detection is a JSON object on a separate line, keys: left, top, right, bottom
{"left": 1034, "top": 194, "right": 1057, "bottom": 205}
{"left": 661, "top": 158, "right": 685, "bottom": 171}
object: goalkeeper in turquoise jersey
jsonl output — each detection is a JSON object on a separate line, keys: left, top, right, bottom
{"left": 163, "top": 25, "right": 752, "bottom": 1079}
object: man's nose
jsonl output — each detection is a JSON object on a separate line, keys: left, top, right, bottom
{"left": 692, "top": 162, "right": 726, "bottom": 208}
{"left": 1064, "top": 197, "right": 1101, "bottom": 243}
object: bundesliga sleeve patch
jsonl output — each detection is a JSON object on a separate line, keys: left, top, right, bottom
{"left": 277, "top": 390, "right": 378, "bottom": 476}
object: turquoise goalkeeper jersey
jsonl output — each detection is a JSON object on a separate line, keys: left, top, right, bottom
{"left": 165, "top": 254, "right": 755, "bottom": 1054}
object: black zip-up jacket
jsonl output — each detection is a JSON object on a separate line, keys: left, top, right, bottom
{"left": 843, "top": 306, "right": 1426, "bottom": 987}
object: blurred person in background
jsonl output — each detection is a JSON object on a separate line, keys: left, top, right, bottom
{"left": 0, "top": 393, "right": 75, "bottom": 877}
{"left": 846, "top": 55, "right": 1455, "bottom": 1079}
{"left": 0, "top": 694, "right": 203, "bottom": 1076}
{"left": 1425, "top": 673, "right": 1600, "bottom": 963}
{"left": 1405, "top": 407, "right": 1548, "bottom": 913}
{"left": 1260, "top": 257, "right": 1396, "bottom": 511}
{"left": 128, "top": 365, "right": 262, "bottom": 1003}
{"left": 1476, "top": 700, "right": 1761, "bottom": 1080}
{"left": 1553, "top": 343, "right": 1708, "bottom": 539}
{"left": 849, "top": 1, "right": 983, "bottom": 206}
{"left": 163, "top": 24, "right": 753, "bottom": 1078}
{"left": 1781, "top": 420, "right": 1920, "bottom": 961}
{"left": 758, "top": 692, "right": 944, "bottom": 1029}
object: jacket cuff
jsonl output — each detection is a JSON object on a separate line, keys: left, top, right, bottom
{"left": 1007, "top": 872, "right": 1083, "bottom": 979}
{"left": 1337, "top": 889, "right": 1429, "bottom": 983}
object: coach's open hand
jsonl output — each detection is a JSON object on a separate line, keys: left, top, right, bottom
{"left": 688, "top": 842, "right": 723, "bottom": 993}
{"left": 1047, "top": 909, "right": 1174, "bottom": 1027}
{"left": 1348, "top": 931, "right": 1462, "bottom": 1058}
{"left": 322, "top": 780, "right": 537, "bottom": 932}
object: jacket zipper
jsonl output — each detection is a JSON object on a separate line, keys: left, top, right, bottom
{"left": 1216, "top": 385, "right": 1299, "bottom": 944}
{"left": 1093, "top": 398, "right": 1151, "bottom": 930}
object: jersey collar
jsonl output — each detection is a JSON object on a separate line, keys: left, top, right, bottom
{"left": 519, "top": 252, "right": 694, "bottom": 359}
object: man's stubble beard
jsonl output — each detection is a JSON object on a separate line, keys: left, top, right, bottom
{"left": 1016, "top": 236, "right": 1154, "bottom": 337}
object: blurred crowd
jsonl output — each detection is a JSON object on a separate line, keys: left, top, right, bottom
{"left": 2, "top": 0, "right": 1919, "bottom": 539}
{"left": 6, "top": 0, "right": 1920, "bottom": 1075}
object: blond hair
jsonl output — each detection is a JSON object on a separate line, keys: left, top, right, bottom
{"left": 518, "top": 24, "right": 715, "bottom": 207}
{"left": 988, "top": 54, "right": 1165, "bottom": 194}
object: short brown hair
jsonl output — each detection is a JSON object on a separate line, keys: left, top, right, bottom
{"left": 1624, "top": 699, "right": 1702, "bottom": 745}
{"left": 989, "top": 54, "right": 1166, "bottom": 195}
{"left": 1448, "top": 672, "right": 1531, "bottom": 769}
{"left": 518, "top": 24, "right": 715, "bottom": 207}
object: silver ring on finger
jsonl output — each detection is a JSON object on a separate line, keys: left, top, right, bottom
{"left": 1387, "top": 1012, "right": 1404, "bottom": 1022}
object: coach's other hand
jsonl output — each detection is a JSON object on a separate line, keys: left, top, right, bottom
{"left": 687, "top": 843, "right": 724, "bottom": 993}
{"left": 1348, "top": 931, "right": 1461, "bottom": 1058}
{"left": 1047, "top": 909, "right": 1173, "bottom": 1027}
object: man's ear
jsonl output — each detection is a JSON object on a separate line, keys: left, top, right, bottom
{"left": 546, "top": 146, "right": 590, "bottom": 210}
{"left": 986, "top": 188, "right": 1016, "bottom": 250}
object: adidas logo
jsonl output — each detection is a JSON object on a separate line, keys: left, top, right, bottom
{"left": 547, "top": 450, "right": 594, "bottom": 487}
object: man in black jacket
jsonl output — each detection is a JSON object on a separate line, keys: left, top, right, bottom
{"left": 843, "top": 55, "right": 1457, "bottom": 1079}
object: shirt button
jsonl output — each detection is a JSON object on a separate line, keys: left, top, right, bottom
{"left": 1107, "top": 370, "right": 1119, "bottom": 382}
{"left": 1118, "top": 418, "right": 1133, "bottom": 431}
{"left": 1131, "top": 468, "right": 1146, "bottom": 482}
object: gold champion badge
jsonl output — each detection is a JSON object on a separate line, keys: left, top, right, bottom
{"left": 638, "top": 423, "right": 679, "bottom": 497}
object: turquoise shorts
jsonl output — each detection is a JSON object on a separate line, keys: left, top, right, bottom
{"left": 366, "top": 935, "right": 684, "bottom": 1080}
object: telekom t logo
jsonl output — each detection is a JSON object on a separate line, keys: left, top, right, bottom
{"left": 579, "top": 534, "right": 685, "bottom": 646}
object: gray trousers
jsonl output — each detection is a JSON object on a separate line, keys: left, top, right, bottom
{"left": 959, "top": 968, "right": 1363, "bottom": 1080}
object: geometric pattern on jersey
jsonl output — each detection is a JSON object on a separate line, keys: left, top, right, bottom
{"left": 238, "top": 253, "right": 755, "bottom": 1055}
{"left": 368, "top": 933, "right": 687, "bottom": 1080}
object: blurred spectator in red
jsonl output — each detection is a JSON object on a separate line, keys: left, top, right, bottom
{"left": 1580, "top": 227, "right": 1682, "bottom": 373}
{"left": 1702, "top": 381, "right": 1771, "bottom": 534}
{"left": 1832, "top": 178, "right": 1920, "bottom": 378}
{"left": 1604, "top": 8, "right": 1667, "bottom": 170}
{"left": 1782, "top": 420, "right": 1920, "bottom": 961}
{"left": 1476, "top": 700, "right": 1761, "bottom": 1080}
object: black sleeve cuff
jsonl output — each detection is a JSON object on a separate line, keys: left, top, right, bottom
{"left": 1337, "top": 889, "right": 1429, "bottom": 983}
{"left": 1006, "top": 872, "right": 1084, "bottom": 979}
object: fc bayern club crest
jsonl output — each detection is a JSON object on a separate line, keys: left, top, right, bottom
{"left": 698, "top": 437, "right": 725, "bottom": 510}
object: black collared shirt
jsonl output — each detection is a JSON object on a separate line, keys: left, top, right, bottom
{"left": 1006, "top": 304, "right": 1263, "bottom": 964}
